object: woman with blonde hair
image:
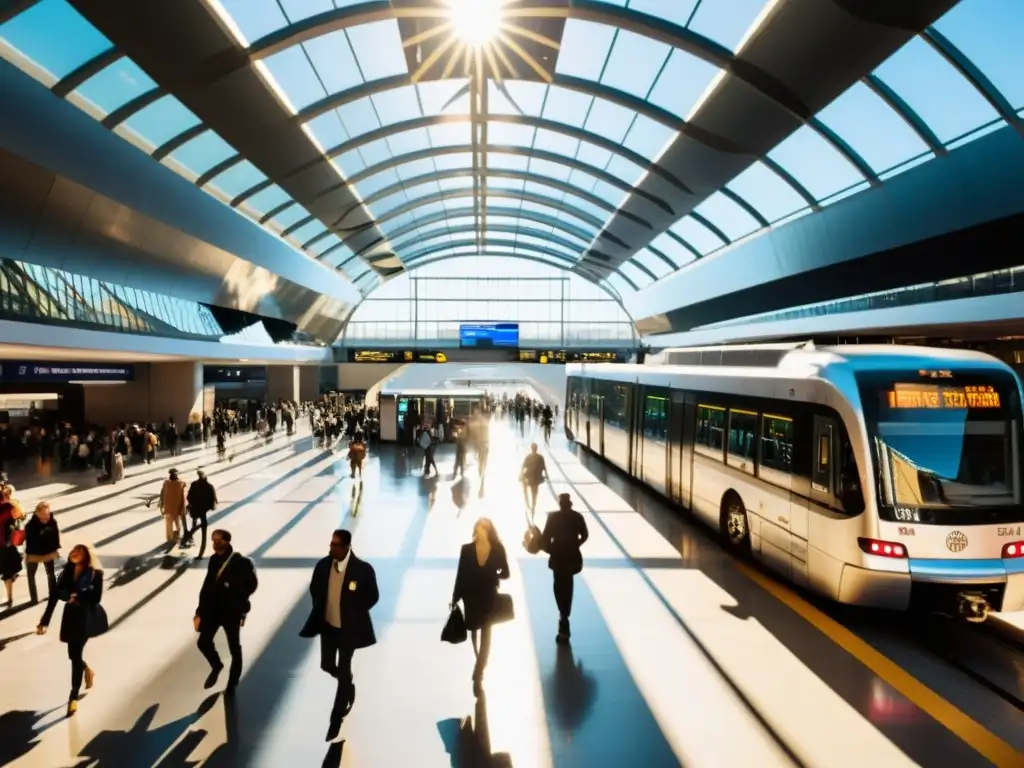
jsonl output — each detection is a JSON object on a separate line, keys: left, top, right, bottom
{"left": 37, "top": 543, "right": 106, "bottom": 717}
{"left": 451, "top": 517, "right": 510, "bottom": 696}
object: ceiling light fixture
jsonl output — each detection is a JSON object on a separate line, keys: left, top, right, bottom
{"left": 448, "top": 0, "right": 504, "bottom": 47}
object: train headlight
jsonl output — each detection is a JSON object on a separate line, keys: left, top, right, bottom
{"left": 858, "top": 537, "right": 908, "bottom": 559}
{"left": 1001, "top": 541, "right": 1024, "bottom": 559}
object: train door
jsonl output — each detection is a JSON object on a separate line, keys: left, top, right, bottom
{"left": 680, "top": 392, "right": 696, "bottom": 509}
{"left": 589, "top": 394, "right": 603, "bottom": 455}
{"left": 631, "top": 386, "right": 644, "bottom": 477}
{"left": 668, "top": 391, "right": 685, "bottom": 503}
{"left": 640, "top": 388, "right": 669, "bottom": 495}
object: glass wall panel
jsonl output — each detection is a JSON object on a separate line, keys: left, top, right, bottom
{"left": 346, "top": 260, "right": 634, "bottom": 345}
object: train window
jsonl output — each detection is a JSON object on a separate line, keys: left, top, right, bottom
{"left": 695, "top": 404, "right": 725, "bottom": 460}
{"left": 760, "top": 414, "right": 794, "bottom": 474}
{"left": 727, "top": 409, "right": 757, "bottom": 473}
{"left": 643, "top": 395, "right": 668, "bottom": 443}
{"left": 812, "top": 418, "right": 834, "bottom": 495}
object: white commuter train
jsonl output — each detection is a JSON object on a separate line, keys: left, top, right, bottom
{"left": 566, "top": 343, "right": 1024, "bottom": 621}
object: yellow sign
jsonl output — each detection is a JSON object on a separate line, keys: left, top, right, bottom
{"left": 886, "top": 384, "right": 1001, "bottom": 410}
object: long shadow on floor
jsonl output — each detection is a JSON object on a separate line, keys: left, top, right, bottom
{"left": 437, "top": 693, "right": 513, "bottom": 768}
{"left": 519, "top": 559, "right": 679, "bottom": 767}
{"left": 63, "top": 695, "right": 219, "bottom": 768}
{"left": 0, "top": 706, "right": 62, "bottom": 765}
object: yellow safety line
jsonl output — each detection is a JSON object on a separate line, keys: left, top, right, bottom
{"left": 736, "top": 563, "right": 1024, "bottom": 768}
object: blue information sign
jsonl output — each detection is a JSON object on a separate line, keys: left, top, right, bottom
{"left": 459, "top": 323, "right": 519, "bottom": 348}
{"left": 0, "top": 362, "right": 135, "bottom": 382}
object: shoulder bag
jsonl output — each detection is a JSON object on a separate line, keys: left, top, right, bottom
{"left": 85, "top": 572, "right": 109, "bottom": 638}
{"left": 441, "top": 603, "right": 467, "bottom": 644}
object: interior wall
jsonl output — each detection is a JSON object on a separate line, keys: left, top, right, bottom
{"left": 336, "top": 363, "right": 404, "bottom": 391}
{"left": 298, "top": 366, "right": 320, "bottom": 401}
{"left": 267, "top": 364, "right": 299, "bottom": 402}
{"left": 83, "top": 362, "right": 203, "bottom": 427}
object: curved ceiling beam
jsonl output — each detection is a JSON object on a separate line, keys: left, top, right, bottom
{"left": 921, "top": 28, "right": 1024, "bottom": 137}
{"left": 315, "top": 188, "right": 617, "bottom": 266}
{"left": 0, "top": 0, "right": 39, "bottom": 26}
{"left": 862, "top": 74, "right": 945, "bottom": 156}
{"left": 372, "top": 189, "right": 606, "bottom": 233}
{"left": 346, "top": 144, "right": 671, "bottom": 213}
{"left": 230, "top": 112, "right": 690, "bottom": 209}
{"left": 397, "top": 240, "right": 635, "bottom": 290}
{"left": 52, "top": 46, "right": 122, "bottom": 97}
{"left": 101, "top": 87, "right": 164, "bottom": 129}
{"left": 381, "top": 206, "right": 597, "bottom": 250}
{"left": 243, "top": 1, "right": 872, "bottom": 189}
{"left": 377, "top": 253, "right": 633, "bottom": 311}
{"left": 392, "top": 224, "right": 587, "bottom": 261}
{"left": 329, "top": 168, "right": 656, "bottom": 232}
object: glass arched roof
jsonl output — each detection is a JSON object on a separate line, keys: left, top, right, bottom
{"left": 0, "top": 0, "right": 1021, "bottom": 302}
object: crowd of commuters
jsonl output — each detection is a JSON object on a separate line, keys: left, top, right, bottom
{"left": 0, "top": 386, "right": 588, "bottom": 750}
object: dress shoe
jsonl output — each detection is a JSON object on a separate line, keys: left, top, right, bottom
{"left": 204, "top": 662, "right": 224, "bottom": 689}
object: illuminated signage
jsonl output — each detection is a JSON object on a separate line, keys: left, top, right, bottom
{"left": 0, "top": 362, "right": 135, "bottom": 382}
{"left": 350, "top": 350, "right": 446, "bottom": 364}
{"left": 518, "top": 350, "right": 624, "bottom": 364}
{"left": 885, "top": 384, "right": 1002, "bottom": 410}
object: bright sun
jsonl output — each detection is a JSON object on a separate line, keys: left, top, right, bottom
{"left": 448, "top": 0, "right": 504, "bottom": 47}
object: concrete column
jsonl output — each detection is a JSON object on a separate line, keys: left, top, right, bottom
{"left": 148, "top": 362, "right": 204, "bottom": 427}
{"left": 266, "top": 365, "right": 300, "bottom": 403}
{"left": 299, "top": 366, "right": 321, "bottom": 401}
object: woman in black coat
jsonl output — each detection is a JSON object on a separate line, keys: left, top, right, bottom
{"left": 452, "top": 517, "right": 509, "bottom": 696}
{"left": 37, "top": 544, "right": 104, "bottom": 717}
{"left": 540, "top": 493, "right": 589, "bottom": 645}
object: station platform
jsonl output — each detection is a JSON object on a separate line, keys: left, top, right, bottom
{"left": 1, "top": 418, "right": 1023, "bottom": 767}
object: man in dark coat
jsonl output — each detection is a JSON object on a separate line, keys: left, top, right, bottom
{"left": 299, "top": 528, "right": 379, "bottom": 741}
{"left": 184, "top": 469, "right": 217, "bottom": 553}
{"left": 540, "top": 493, "right": 589, "bottom": 645}
{"left": 194, "top": 529, "right": 258, "bottom": 693}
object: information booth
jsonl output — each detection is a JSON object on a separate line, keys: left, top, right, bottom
{"left": 379, "top": 386, "right": 485, "bottom": 444}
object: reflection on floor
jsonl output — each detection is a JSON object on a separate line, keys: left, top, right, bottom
{"left": 0, "top": 417, "right": 1009, "bottom": 767}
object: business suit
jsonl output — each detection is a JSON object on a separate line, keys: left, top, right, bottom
{"left": 300, "top": 552, "right": 379, "bottom": 729}
{"left": 195, "top": 548, "right": 257, "bottom": 689}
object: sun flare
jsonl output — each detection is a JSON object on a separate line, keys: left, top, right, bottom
{"left": 448, "top": 0, "right": 504, "bottom": 47}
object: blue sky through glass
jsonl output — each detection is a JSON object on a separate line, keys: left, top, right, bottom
{"left": 1, "top": 0, "right": 1020, "bottom": 298}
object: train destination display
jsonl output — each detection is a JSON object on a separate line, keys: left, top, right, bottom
{"left": 885, "top": 384, "right": 1002, "bottom": 410}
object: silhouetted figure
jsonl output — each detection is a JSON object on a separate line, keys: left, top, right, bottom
{"left": 540, "top": 493, "right": 589, "bottom": 644}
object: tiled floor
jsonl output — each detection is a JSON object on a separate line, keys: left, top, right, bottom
{"left": 0, "top": 415, "right": 1018, "bottom": 767}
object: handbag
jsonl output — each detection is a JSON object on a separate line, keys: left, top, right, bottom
{"left": 86, "top": 603, "right": 109, "bottom": 638}
{"left": 85, "top": 571, "right": 108, "bottom": 637}
{"left": 441, "top": 604, "right": 467, "bottom": 644}
{"left": 491, "top": 592, "right": 515, "bottom": 625}
{"left": 10, "top": 520, "right": 26, "bottom": 547}
{"left": 521, "top": 506, "right": 542, "bottom": 554}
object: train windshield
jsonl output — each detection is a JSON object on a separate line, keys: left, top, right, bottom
{"left": 857, "top": 371, "right": 1022, "bottom": 514}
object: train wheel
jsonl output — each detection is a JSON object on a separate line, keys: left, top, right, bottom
{"left": 720, "top": 492, "right": 750, "bottom": 554}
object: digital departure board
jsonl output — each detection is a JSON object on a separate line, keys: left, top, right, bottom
{"left": 518, "top": 350, "right": 624, "bottom": 364}
{"left": 885, "top": 384, "right": 1002, "bottom": 410}
{"left": 349, "top": 350, "right": 446, "bottom": 363}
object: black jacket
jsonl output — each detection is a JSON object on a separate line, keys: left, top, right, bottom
{"left": 541, "top": 509, "right": 589, "bottom": 574}
{"left": 195, "top": 549, "right": 258, "bottom": 621}
{"left": 299, "top": 554, "right": 379, "bottom": 648}
{"left": 25, "top": 515, "right": 60, "bottom": 557}
{"left": 40, "top": 564, "right": 103, "bottom": 643}
{"left": 187, "top": 478, "right": 217, "bottom": 515}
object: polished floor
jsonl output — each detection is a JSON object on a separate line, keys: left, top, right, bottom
{"left": 0, "top": 415, "right": 1021, "bottom": 767}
